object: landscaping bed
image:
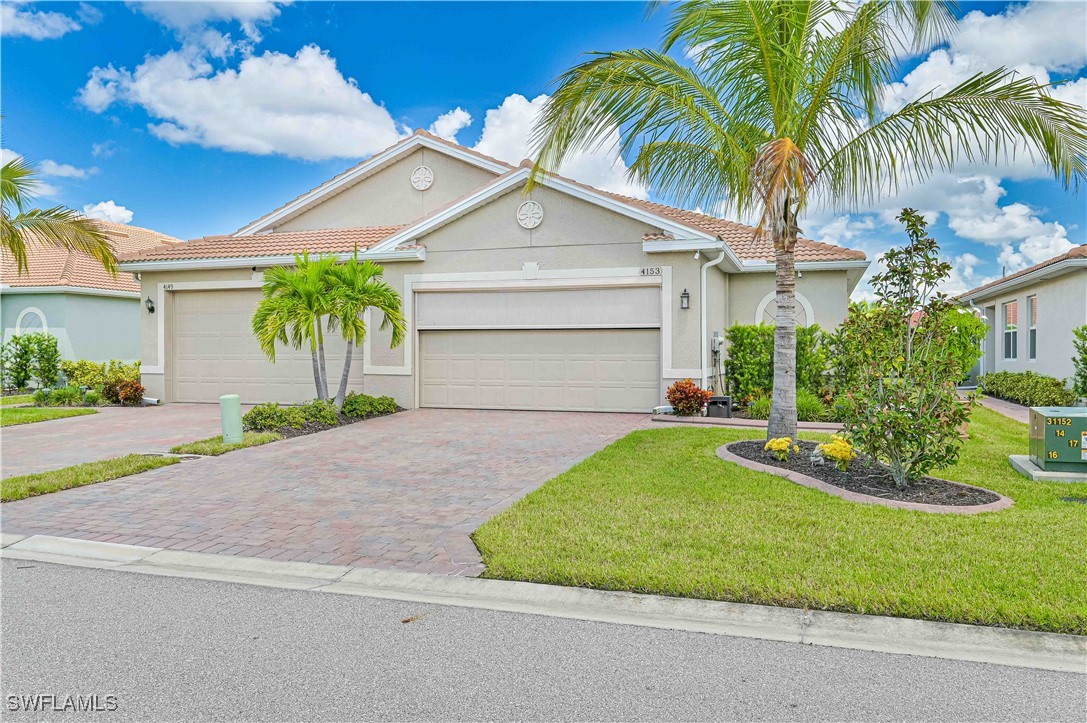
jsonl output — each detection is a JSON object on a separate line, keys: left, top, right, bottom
{"left": 243, "top": 393, "right": 400, "bottom": 438}
{"left": 727, "top": 439, "right": 999, "bottom": 506}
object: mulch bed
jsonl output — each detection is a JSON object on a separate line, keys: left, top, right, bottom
{"left": 729, "top": 440, "right": 999, "bottom": 506}
{"left": 264, "top": 408, "right": 402, "bottom": 440}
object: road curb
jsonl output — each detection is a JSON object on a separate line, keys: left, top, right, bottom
{"left": 2, "top": 534, "right": 1083, "bottom": 674}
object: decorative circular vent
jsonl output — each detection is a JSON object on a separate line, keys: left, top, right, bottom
{"left": 410, "top": 165, "right": 434, "bottom": 191}
{"left": 516, "top": 200, "right": 544, "bottom": 229}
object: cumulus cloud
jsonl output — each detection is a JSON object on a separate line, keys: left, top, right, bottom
{"left": 472, "top": 94, "right": 649, "bottom": 199}
{"left": 40, "top": 159, "right": 98, "bottom": 179}
{"left": 82, "top": 201, "right": 133, "bottom": 224}
{"left": 952, "top": 2, "right": 1087, "bottom": 74}
{"left": 78, "top": 44, "right": 407, "bottom": 161}
{"left": 130, "top": 0, "right": 287, "bottom": 43}
{"left": 428, "top": 107, "right": 472, "bottom": 142}
{"left": 1, "top": 1, "right": 82, "bottom": 40}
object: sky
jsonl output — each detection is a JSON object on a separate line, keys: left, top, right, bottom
{"left": 2, "top": 0, "right": 1085, "bottom": 298}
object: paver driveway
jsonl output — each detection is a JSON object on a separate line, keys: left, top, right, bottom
{"left": 1, "top": 409, "right": 648, "bottom": 575}
{"left": 2, "top": 404, "right": 229, "bottom": 478}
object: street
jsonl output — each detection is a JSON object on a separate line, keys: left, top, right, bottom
{"left": 1, "top": 560, "right": 1082, "bottom": 722}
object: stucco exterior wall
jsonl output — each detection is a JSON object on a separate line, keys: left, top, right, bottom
{"left": 727, "top": 270, "right": 851, "bottom": 330}
{"left": 1, "top": 292, "right": 139, "bottom": 362}
{"left": 976, "top": 269, "right": 1086, "bottom": 381}
{"left": 275, "top": 148, "right": 497, "bottom": 232}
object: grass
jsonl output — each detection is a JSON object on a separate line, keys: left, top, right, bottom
{"left": 0, "top": 406, "right": 97, "bottom": 427}
{"left": 1, "top": 394, "right": 34, "bottom": 406}
{"left": 170, "top": 431, "right": 282, "bottom": 456}
{"left": 2, "top": 454, "right": 179, "bottom": 502}
{"left": 473, "top": 407, "right": 1087, "bottom": 634}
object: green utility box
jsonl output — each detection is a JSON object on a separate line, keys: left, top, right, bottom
{"left": 1029, "top": 407, "right": 1087, "bottom": 472}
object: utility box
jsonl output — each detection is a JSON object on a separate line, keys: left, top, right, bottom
{"left": 1029, "top": 407, "right": 1087, "bottom": 472}
{"left": 220, "top": 394, "right": 244, "bottom": 445}
{"left": 707, "top": 396, "right": 732, "bottom": 418}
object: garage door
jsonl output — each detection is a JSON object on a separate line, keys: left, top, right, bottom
{"left": 173, "top": 289, "right": 363, "bottom": 403}
{"left": 419, "top": 329, "right": 659, "bottom": 413}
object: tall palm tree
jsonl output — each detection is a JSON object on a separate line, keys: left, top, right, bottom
{"left": 252, "top": 253, "right": 338, "bottom": 400}
{"left": 327, "top": 256, "right": 406, "bottom": 407}
{"left": 2, "top": 156, "right": 117, "bottom": 274}
{"left": 530, "top": 0, "right": 1087, "bottom": 438}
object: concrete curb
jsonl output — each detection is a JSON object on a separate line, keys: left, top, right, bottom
{"left": 2, "top": 534, "right": 1083, "bottom": 674}
{"left": 652, "top": 415, "right": 843, "bottom": 431}
{"left": 1009, "top": 454, "right": 1087, "bottom": 483}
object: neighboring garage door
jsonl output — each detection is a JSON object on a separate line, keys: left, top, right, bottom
{"left": 173, "top": 289, "right": 363, "bottom": 403}
{"left": 417, "top": 286, "right": 661, "bottom": 413}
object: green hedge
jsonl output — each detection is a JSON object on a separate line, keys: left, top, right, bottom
{"left": 342, "top": 392, "right": 397, "bottom": 419}
{"left": 724, "top": 323, "right": 827, "bottom": 401}
{"left": 979, "top": 371, "right": 1075, "bottom": 407}
{"left": 243, "top": 394, "right": 398, "bottom": 431}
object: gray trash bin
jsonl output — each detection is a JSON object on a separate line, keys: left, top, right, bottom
{"left": 707, "top": 396, "right": 732, "bottom": 418}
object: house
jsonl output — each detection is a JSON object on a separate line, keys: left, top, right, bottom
{"left": 1, "top": 221, "right": 182, "bottom": 362}
{"left": 117, "top": 130, "right": 868, "bottom": 412}
{"left": 960, "top": 244, "right": 1087, "bottom": 383}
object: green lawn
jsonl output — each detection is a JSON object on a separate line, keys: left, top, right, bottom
{"left": 474, "top": 407, "right": 1087, "bottom": 634}
{"left": 1, "top": 394, "right": 34, "bottom": 406}
{"left": 170, "top": 431, "right": 282, "bottom": 456}
{"left": 0, "top": 407, "right": 97, "bottom": 427}
{"left": 2, "top": 454, "right": 179, "bottom": 502}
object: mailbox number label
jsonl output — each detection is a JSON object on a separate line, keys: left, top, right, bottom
{"left": 1048, "top": 451, "right": 1059, "bottom": 459}
{"left": 640, "top": 267, "right": 662, "bottom": 276}
{"left": 1046, "top": 417, "right": 1073, "bottom": 426}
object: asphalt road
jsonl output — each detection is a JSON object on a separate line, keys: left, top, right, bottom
{"left": 1, "top": 560, "right": 1083, "bottom": 722}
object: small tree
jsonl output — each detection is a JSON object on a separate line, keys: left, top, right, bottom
{"left": 5, "top": 335, "right": 34, "bottom": 389}
{"left": 30, "top": 333, "right": 60, "bottom": 388}
{"left": 836, "top": 209, "right": 973, "bottom": 488}
{"left": 1072, "top": 325, "right": 1087, "bottom": 399}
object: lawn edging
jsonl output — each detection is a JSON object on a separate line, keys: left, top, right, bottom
{"left": 653, "top": 414, "right": 843, "bottom": 431}
{"left": 717, "top": 442, "right": 1013, "bottom": 515}
{"left": 0, "top": 534, "right": 1082, "bottom": 674}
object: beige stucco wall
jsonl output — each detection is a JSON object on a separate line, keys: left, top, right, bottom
{"left": 727, "top": 270, "right": 851, "bottom": 330}
{"left": 976, "top": 268, "right": 1087, "bottom": 381}
{"left": 275, "top": 148, "right": 496, "bottom": 232}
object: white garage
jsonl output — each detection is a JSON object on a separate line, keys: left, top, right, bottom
{"left": 172, "top": 289, "right": 362, "bottom": 403}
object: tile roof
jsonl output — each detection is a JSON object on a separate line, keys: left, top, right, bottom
{"left": 118, "top": 225, "right": 406, "bottom": 263}
{"left": 960, "top": 244, "right": 1087, "bottom": 299}
{"left": 1, "top": 220, "right": 182, "bottom": 293}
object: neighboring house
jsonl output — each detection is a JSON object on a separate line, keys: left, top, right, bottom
{"left": 1, "top": 221, "right": 182, "bottom": 362}
{"left": 118, "top": 130, "right": 868, "bottom": 412}
{"left": 960, "top": 244, "right": 1087, "bottom": 383}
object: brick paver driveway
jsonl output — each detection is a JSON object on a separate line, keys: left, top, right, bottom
{"left": 2, "top": 409, "right": 648, "bottom": 575}
{"left": 2, "top": 404, "right": 229, "bottom": 478}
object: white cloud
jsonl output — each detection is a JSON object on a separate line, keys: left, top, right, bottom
{"left": 40, "top": 159, "right": 98, "bottom": 179}
{"left": 82, "top": 201, "right": 133, "bottom": 224}
{"left": 78, "top": 44, "right": 407, "bottom": 161}
{"left": 953, "top": 2, "right": 1087, "bottom": 74}
{"left": 428, "top": 107, "right": 472, "bottom": 142}
{"left": 0, "top": 149, "right": 79, "bottom": 198}
{"left": 1, "top": 1, "right": 82, "bottom": 40}
{"left": 472, "top": 93, "right": 649, "bottom": 199}
{"left": 91, "top": 141, "right": 117, "bottom": 158}
{"left": 0, "top": 148, "right": 21, "bottom": 165}
{"left": 130, "top": 1, "right": 287, "bottom": 42}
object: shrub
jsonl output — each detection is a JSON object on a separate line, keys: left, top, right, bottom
{"left": 48, "top": 385, "right": 84, "bottom": 407}
{"left": 1073, "top": 325, "right": 1087, "bottom": 399}
{"left": 979, "top": 371, "right": 1075, "bottom": 407}
{"left": 818, "top": 435, "right": 857, "bottom": 472}
{"left": 32, "top": 388, "right": 50, "bottom": 406}
{"left": 243, "top": 402, "right": 308, "bottom": 431}
{"left": 101, "top": 360, "right": 141, "bottom": 403}
{"left": 746, "top": 393, "right": 772, "bottom": 419}
{"left": 764, "top": 437, "right": 799, "bottom": 462}
{"left": 4, "top": 336, "right": 35, "bottom": 389}
{"left": 342, "top": 392, "right": 397, "bottom": 419}
{"left": 83, "top": 389, "right": 102, "bottom": 406}
{"left": 796, "top": 388, "right": 828, "bottom": 422}
{"left": 300, "top": 399, "right": 340, "bottom": 426}
{"left": 835, "top": 209, "right": 973, "bottom": 488}
{"left": 30, "top": 334, "right": 60, "bottom": 388}
{"left": 60, "top": 360, "right": 107, "bottom": 388}
{"left": 724, "top": 323, "right": 827, "bottom": 400}
{"left": 666, "top": 378, "right": 712, "bottom": 416}
{"left": 116, "top": 378, "right": 145, "bottom": 406}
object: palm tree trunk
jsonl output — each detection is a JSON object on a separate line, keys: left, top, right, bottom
{"left": 309, "top": 336, "right": 325, "bottom": 400}
{"left": 335, "top": 340, "right": 353, "bottom": 408}
{"left": 767, "top": 233, "right": 798, "bottom": 440}
{"left": 316, "top": 322, "right": 329, "bottom": 400}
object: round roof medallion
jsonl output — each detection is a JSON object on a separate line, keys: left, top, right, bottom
{"left": 410, "top": 165, "right": 434, "bottom": 191}
{"left": 516, "top": 200, "right": 544, "bottom": 229}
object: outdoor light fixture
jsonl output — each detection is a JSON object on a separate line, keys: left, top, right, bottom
{"left": 680, "top": 289, "right": 690, "bottom": 310}
{"left": 145, "top": 296, "right": 155, "bottom": 314}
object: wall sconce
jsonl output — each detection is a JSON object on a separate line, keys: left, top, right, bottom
{"left": 145, "top": 297, "right": 156, "bottom": 314}
{"left": 680, "top": 289, "right": 690, "bottom": 310}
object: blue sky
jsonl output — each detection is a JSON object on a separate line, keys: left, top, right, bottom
{"left": 3, "top": 1, "right": 1085, "bottom": 296}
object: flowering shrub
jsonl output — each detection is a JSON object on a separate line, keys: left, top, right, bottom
{"left": 817, "top": 436, "right": 857, "bottom": 472}
{"left": 764, "top": 437, "right": 799, "bottom": 462}
{"left": 666, "top": 378, "right": 712, "bottom": 416}
{"left": 116, "top": 378, "right": 146, "bottom": 406}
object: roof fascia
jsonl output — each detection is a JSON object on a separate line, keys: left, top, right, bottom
{"left": 0, "top": 285, "right": 140, "bottom": 299}
{"left": 117, "top": 247, "right": 425, "bottom": 273}
{"left": 961, "top": 257, "right": 1087, "bottom": 302}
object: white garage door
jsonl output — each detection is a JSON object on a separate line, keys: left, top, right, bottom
{"left": 173, "top": 289, "right": 363, "bottom": 403}
{"left": 419, "top": 329, "right": 659, "bottom": 413}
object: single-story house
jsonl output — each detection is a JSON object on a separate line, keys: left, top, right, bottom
{"left": 118, "top": 130, "right": 868, "bottom": 412}
{"left": 960, "top": 244, "right": 1086, "bottom": 383}
{"left": 1, "top": 221, "right": 182, "bottom": 362}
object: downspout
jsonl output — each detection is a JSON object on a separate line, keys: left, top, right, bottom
{"left": 700, "top": 238, "right": 727, "bottom": 389}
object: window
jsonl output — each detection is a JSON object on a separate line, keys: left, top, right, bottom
{"left": 14, "top": 307, "right": 47, "bottom": 334}
{"left": 1027, "top": 295, "right": 1037, "bottom": 360}
{"left": 1003, "top": 301, "right": 1018, "bottom": 360}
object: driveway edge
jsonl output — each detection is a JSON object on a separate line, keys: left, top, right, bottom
{"left": 2, "top": 534, "right": 1083, "bottom": 674}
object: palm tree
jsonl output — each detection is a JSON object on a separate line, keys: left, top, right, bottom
{"left": 530, "top": 0, "right": 1087, "bottom": 439}
{"left": 327, "top": 256, "right": 406, "bottom": 407}
{"left": 2, "top": 156, "right": 117, "bottom": 274}
{"left": 252, "top": 253, "right": 338, "bottom": 400}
